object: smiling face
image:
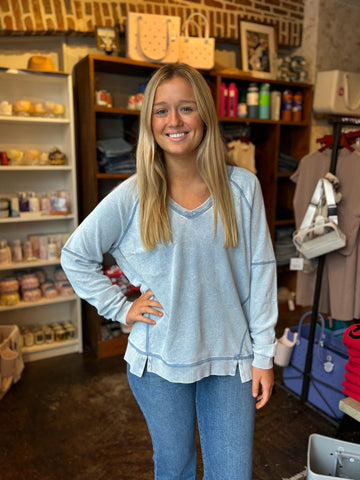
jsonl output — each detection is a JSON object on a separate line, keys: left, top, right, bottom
{"left": 151, "top": 75, "right": 205, "bottom": 164}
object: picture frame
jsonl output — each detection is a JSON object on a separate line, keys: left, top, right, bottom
{"left": 239, "top": 21, "right": 277, "bottom": 79}
{"left": 95, "top": 26, "right": 120, "bottom": 55}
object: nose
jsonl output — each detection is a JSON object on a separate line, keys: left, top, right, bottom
{"left": 168, "top": 108, "right": 183, "bottom": 126}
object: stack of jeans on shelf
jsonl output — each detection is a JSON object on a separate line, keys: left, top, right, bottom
{"left": 278, "top": 152, "right": 299, "bottom": 173}
{"left": 96, "top": 137, "right": 136, "bottom": 174}
{"left": 274, "top": 226, "right": 297, "bottom": 266}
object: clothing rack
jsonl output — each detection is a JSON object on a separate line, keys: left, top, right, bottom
{"left": 301, "top": 117, "right": 360, "bottom": 406}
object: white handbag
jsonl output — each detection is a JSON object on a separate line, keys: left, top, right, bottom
{"left": 313, "top": 70, "right": 360, "bottom": 115}
{"left": 126, "top": 12, "right": 180, "bottom": 64}
{"left": 292, "top": 177, "right": 346, "bottom": 260}
{"left": 178, "top": 13, "right": 215, "bottom": 70}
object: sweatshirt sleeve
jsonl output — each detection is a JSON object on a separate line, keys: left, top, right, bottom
{"left": 60, "top": 180, "right": 136, "bottom": 325}
{"left": 248, "top": 177, "right": 278, "bottom": 369}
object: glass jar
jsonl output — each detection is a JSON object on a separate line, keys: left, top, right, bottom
{"left": 0, "top": 240, "right": 12, "bottom": 265}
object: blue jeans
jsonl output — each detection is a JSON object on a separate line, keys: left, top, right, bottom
{"left": 127, "top": 365, "right": 255, "bottom": 480}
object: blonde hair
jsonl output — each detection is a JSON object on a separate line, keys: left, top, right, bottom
{"left": 136, "top": 63, "right": 238, "bottom": 250}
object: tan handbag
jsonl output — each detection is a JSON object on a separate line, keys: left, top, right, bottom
{"left": 178, "top": 13, "right": 215, "bottom": 70}
{"left": 313, "top": 70, "right": 360, "bottom": 115}
{"left": 126, "top": 12, "right": 180, "bottom": 64}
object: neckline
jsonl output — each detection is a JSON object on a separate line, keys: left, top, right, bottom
{"left": 169, "top": 196, "right": 212, "bottom": 218}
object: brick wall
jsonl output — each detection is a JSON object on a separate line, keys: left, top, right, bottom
{"left": 0, "top": 0, "right": 304, "bottom": 47}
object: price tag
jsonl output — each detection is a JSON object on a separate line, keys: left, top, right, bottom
{"left": 290, "top": 257, "right": 304, "bottom": 271}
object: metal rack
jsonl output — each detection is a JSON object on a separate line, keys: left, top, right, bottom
{"left": 301, "top": 117, "right": 360, "bottom": 406}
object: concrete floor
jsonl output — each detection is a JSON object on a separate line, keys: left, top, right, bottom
{"left": 1, "top": 349, "right": 359, "bottom": 480}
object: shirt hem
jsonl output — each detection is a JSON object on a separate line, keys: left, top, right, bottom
{"left": 124, "top": 342, "right": 253, "bottom": 384}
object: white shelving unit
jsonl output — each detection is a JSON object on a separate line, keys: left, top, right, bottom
{"left": 0, "top": 68, "right": 82, "bottom": 362}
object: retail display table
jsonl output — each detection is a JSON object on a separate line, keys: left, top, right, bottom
{"left": 339, "top": 397, "right": 360, "bottom": 422}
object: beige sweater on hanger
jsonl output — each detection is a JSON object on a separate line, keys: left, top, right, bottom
{"left": 291, "top": 148, "right": 360, "bottom": 321}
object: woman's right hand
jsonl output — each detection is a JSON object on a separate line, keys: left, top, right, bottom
{"left": 126, "top": 290, "right": 163, "bottom": 325}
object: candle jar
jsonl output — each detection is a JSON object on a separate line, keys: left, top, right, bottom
{"left": 22, "top": 287, "right": 42, "bottom": 302}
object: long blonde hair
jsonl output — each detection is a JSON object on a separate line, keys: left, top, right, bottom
{"left": 136, "top": 63, "right": 238, "bottom": 250}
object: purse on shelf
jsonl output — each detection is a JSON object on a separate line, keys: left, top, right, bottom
{"left": 313, "top": 70, "right": 360, "bottom": 115}
{"left": 126, "top": 12, "right": 180, "bottom": 64}
{"left": 178, "top": 13, "right": 215, "bottom": 70}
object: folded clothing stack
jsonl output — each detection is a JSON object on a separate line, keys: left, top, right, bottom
{"left": 274, "top": 226, "right": 297, "bottom": 266}
{"left": 341, "top": 324, "right": 360, "bottom": 402}
{"left": 278, "top": 152, "right": 299, "bottom": 173}
{"left": 96, "top": 137, "right": 136, "bottom": 174}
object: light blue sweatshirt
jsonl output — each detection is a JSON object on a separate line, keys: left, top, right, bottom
{"left": 61, "top": 166, "right": 277, "bottom": 383}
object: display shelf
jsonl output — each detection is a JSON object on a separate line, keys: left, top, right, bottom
{"left": 95, "top": 105, "right": 141, "bottom": 116}
{"left": 0, "top": 115, "right": 70, "bottom": 125}
{"left": 21, "top": 338, "right": 80, "bottom": 363}
{"left": 339, "top": 397, "right": 360, "bottom": 422}
{"left": 218, "top": 116, "right": 309, "bottom": 126}
{"left": 0, "top": 165, "right": 72, "bottom": 171}
{"left": 0, "top": 214, "right": 75, "bottom": 224}
{"left": 97, "top": 173, "right": 130, "bottom": 180}
{"left": 96, "top": 334, "right": 129, "bottom": 359}
{"left": 22, "top": 338, "right": 79, "bottom": 355}
{"left": 0, "top": 295, "right": 78, "bottom": 312}
{"left": 275, "top": 219, "right": 295, "bottom": 227}
{"left": 0, "top": 68, "right": 82, "bottom": 362}
{"left": 73, "top": 54, "right": 313, "bottom": 358}
{"left": 0, "top": 258, "right": 60, "bottom": 272}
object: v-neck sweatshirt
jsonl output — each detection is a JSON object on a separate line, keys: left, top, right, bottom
{"left": 61, "top": 166, "right": 277, "bottom": 384}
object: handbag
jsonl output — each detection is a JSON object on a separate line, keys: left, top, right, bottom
{"left": 292, "top": 177, "right": 346, "bottom": 259}
{"left": 178, "top": 13, "right": 215, "bottom": 70}
{"left": 282, "top": 311, "right": 349, "bottom": 419}
{"left": 313, "top": 70, "right": 360, "bottom": 115}
{"left": 126, "top": 12, "right": 180, "bottom": 64}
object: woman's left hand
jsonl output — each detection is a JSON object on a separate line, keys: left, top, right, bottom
{"left": 251, "top": 366, "right": 274, "bottom": 410}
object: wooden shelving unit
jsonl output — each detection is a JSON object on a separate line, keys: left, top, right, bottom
{"left": 73, "top": 54, "right": 313, "bottom": 358}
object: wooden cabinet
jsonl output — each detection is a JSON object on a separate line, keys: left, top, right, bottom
{"left": 0, "top": 68, "right": 82, "bottom": 362}
{"left": 73, "top": 54, "right": 313, "bottom": 357}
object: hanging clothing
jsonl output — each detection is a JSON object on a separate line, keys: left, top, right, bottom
{"left": 291, "top": 148, "right": 360, "bottom": 320}
{"left": 227, "top": 140, "right": 257, "bottom": 174}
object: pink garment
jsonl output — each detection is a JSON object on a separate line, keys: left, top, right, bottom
{"left": 343, "top": 324, "right": 360, "bottom": 350}
{"left": 342, "top": 386, "right": 360, "bottom": 403}
{"left": 346, "top": 350, "right": 360, "bottom": 362}
{"left": 344, "top": 372, "right": 360, "bottom": 387}
{"left": 291, "top": 149, "right": 360, "bottom": 320}
{"left": 345, "top": 361, "right": 360, "bottom": 374}
{"left": 342, "top": 378, "right": 360, "bottom": 395}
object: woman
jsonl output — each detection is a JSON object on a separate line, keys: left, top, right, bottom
{"left": 61, "top": 63, "right": 277, "bottom": 480}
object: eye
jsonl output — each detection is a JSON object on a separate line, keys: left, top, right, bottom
{"left": 153, "top": 108, "right": 167, "bottom": 116}
{"left": 181, "top": 105, "right": 194, "bottom": 113}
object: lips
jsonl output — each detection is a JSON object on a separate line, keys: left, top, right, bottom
{"left": 167, "top": 132, "right": 188, "bottom": 139}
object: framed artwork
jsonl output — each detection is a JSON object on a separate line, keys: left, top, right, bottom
{"left": 95, "top": 26, "right": 120, "bottom": 55}
{"left": 239, "top": 21, "right": 277, "bottom": 79}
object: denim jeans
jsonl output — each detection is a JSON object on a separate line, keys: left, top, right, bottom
{"left": 127, "top": 365, "right": 255, "bottom": 480}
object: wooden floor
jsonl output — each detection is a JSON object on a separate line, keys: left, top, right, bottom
{"left": 0, "top": 308, "right": 359, "bottom": 480}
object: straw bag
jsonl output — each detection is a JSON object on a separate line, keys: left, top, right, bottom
{"left": 178, "top": 13, "right": 215, "bottom": 70}
{"left": 126, "top": 12, "right": 180, "bottom": 64}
